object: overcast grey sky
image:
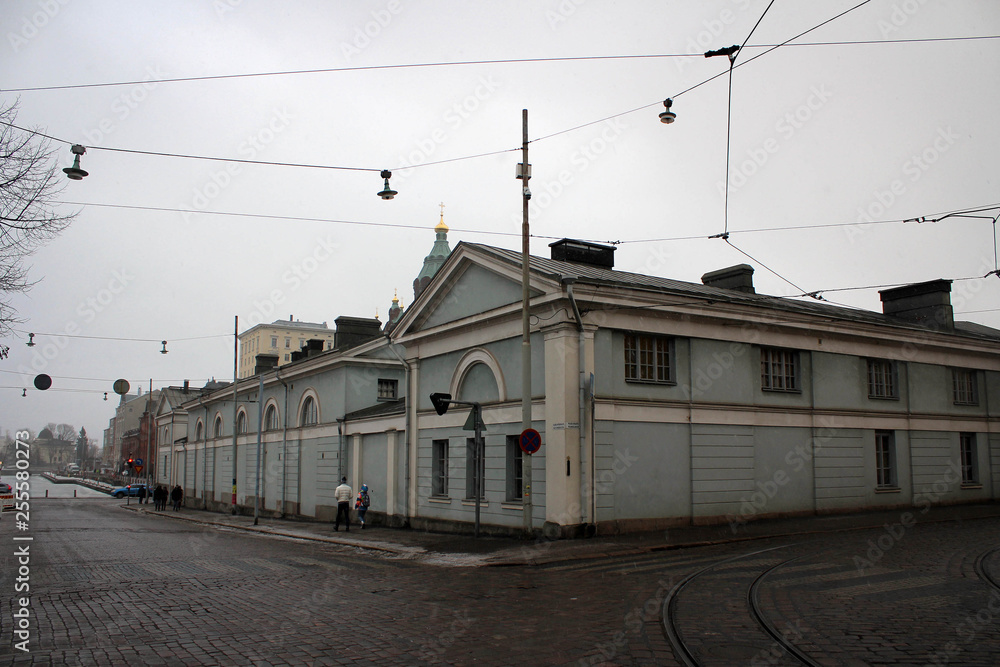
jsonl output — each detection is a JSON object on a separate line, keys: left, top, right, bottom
{"left": 1, "top": 0, "right": 997, "bottom": 447}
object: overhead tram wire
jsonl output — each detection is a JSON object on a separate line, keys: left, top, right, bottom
{"left": 56, "top": 200, "right": 1000, "bottom": 248}
{"left": 530, "top": 0, "right": 877, "bottom": 146}
{"left": 6, "top": 34, "right": 996, "bottom": 94}
{"left": 0, "top": 5, "right": 978, "bottom": 179}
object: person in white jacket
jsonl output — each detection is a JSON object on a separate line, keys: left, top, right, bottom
{"left": 334, "top": 477, "right": 353, "bottom": 531}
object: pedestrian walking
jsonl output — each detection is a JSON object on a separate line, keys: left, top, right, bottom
{"left": 334, "top": 477, "right": 352, "bottom": 531}
{"left": 355, "top": 484, "right": 371, "bottom": 529}
{"left": 153, "top": 485, "right": 164, "bottom": 510}
{"left": 170, "top": 484, "right": 183, "bottom": 511}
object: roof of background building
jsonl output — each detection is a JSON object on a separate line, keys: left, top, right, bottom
{"left": 464, "top": 242, "right": 1000, "bottom": 342}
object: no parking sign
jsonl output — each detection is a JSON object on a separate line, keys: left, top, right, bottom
{"left": 519, "top": 428, "right": 541, "bottom": 455}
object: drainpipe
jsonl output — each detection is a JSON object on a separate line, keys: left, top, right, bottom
{"left": 337, "top": 418, "right": 346, "bottom": 482}
{"left": 275, "top": 367, "right": 289, "bottom": 517}
{"left": 563, "top": 277, "right": 590, "bottom": 530}
{"left": 385, "top": 336, "right": 412, "bottom": 523}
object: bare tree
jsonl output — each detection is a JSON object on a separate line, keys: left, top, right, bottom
{"left": 0, "top": 100, "right": 77, "bottom": 336}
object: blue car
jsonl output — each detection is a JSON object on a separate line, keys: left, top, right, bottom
{"left": 111, "top": 484, "right": 150, "bottom": 499}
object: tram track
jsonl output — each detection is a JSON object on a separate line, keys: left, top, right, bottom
{"left": 973, "top": 546, "right": 1000, "bottom": 592}
{"left": 661, "top": 543, "right": 822, "bottom": 666}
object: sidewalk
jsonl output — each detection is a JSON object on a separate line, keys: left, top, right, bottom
{"left": 121, "top": 501, "right": 1000, "bottom": 568}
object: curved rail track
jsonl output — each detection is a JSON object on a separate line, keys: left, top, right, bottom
{"left": 662, "top": 543, "right": 823, "bottom": 666}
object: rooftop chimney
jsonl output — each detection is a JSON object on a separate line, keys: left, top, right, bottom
{"left": 879, "top": 279, "right": 953, "bottom": 330}
{"left": 254, "top": 354, "right": 280, "bottom": 374}
{"left": 334, "top": 316, "right": 383, "bottom": 350}
{"left": 549, "top": 238, "right": 616, "bottom": 269}
{"left": 701, "top": 264, "right": 755, "bottom": 293}
{"left": 183, "top": 380, "right": 189, "bottom": 394}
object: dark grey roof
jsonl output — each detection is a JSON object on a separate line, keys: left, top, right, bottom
{"left": 463, "top": 242, "right": 1000, "bottom": 342}
{"left": 344, "top": 398, "right": 405, "bottom": 421}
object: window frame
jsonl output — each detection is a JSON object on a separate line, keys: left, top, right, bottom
{"left": 236, "top": 411, "right": 248, "bottom": 435}
{"left": 505, "top": 435, "right": 523, "bottom": 502}
{"left": 264, "top": 405, "right": 280, "bottom": 432}
{"left": 960, "top": 432, "right": 979, "bottom": 485}
{"left": 465, "top": 437, "right": 484, "bottom": 500}
{"left": 377, "top": 378, "right": 399, "bottom": 401}
{"left": 867, "top": 358, "right": 899, "bottom": 400}
{"left": 214, "top": 416, "right": 224, "bottom": 439}
{"left": 300, "top": 396, "right": 318, "bottom": 426}
{"left": 760, "top": 347, "right": 800, "bottom": 393}
{"left": 875, "top": 430, "right": 897, "bottom": 489}
{"left": 624, "top": 332, "right": 675, "bottom": 385}
{"left": 431, "top": 439, "right": 449, "bottom": 498}
{"left": 952, "top": 368, "right": 979, "bottom": 406}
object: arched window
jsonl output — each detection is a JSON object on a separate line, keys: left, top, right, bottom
{"left": 300, "top": 396, "right": 317, "bottom": 426}
{"left": 214, "top": 416, "right": 224, "bottom": 438}
{"left": 236, "top": 411, "right": 247, "bottom": 434}
{"left": 196, "top": 421, "right": 203, "bottom": 441}
{"left": 265, "top": 404, "right": 279, "bottom": 431}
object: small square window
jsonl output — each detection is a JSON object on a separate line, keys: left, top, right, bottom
{"left": 953, "top": 369, "right": 979, "bottom": 405}
{"left": 761, "top": 348, "right": 799, "bottom": 392}
{"left": 377, "top": 378, "right": 398, "bottom": 400}
{"left": 867, "top": 359, "right": 898, "bottom": 399}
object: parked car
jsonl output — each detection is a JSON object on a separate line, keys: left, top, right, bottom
{"left": 111, "top": 484, "right": 149, "bottom": 499}
{"left": 0, "top": 482, "right": 11, "bottom": 493}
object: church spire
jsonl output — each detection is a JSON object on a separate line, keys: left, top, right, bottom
{"left": 413, "top": 204, "right": 452, "bottom": 301}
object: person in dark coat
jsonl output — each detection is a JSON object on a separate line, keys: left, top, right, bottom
{"left": 137, "top": 484, "right": 148, "bottom": 504}
{"left": 170, "top": 485, "right": 183, "bottom": 511}
{"left": 153, "top": 485, "right": 165, "bottom": 510}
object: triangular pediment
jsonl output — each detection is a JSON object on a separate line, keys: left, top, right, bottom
{"left": 395, "top": 245, "right": 554, "bottom": 336}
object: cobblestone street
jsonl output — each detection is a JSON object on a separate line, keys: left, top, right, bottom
{"left": 2, "top": 499, "right": 999, "bottom": 665}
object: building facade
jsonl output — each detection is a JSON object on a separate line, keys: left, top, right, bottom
{"left": 238, "top": 318, "right": 336, "bottom": 378}
{"left": 157, "top": 233, "right": 1000, "bottom": 537}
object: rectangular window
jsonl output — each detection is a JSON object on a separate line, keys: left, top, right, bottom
{"left": 761, "top": 348, "right": 799, "bottom": 392}
{"left": 867, "top": 359, "right": 898, "bottom": 399}
{"left": 624, "top": 333, "right": 673, "bottom": 383}
{"left": 377, "top": 378, "right": 398, "bottom": 400}
{"left": 271, "top": 336, "right": 277, "bottom": 348}
{"left": 284, "top": 353, "right": 289, "bottom": 361}
{"left": 431, "top": 439, "right": 449, "bottom": 497}
{"left": 953, "top": 369, "right": 978, "bottom": 405}
{"left": 960, "top": 433, "right": 979, "bottom": 485}
{"left": 506, "top": 436, "right": 523, "bottom": 502}
{"left": 284, "top": 337, "right": 291, "bottom": 348}
{"left": 875, "top": 430, "right": 897, "bottom": 488}
{"left": 465, "top": 437, "right": 484, "bottom": 500}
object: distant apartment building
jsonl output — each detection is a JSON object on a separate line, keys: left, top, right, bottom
{"left": 238, "top": 317, "right": 336, "bottom": 378}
